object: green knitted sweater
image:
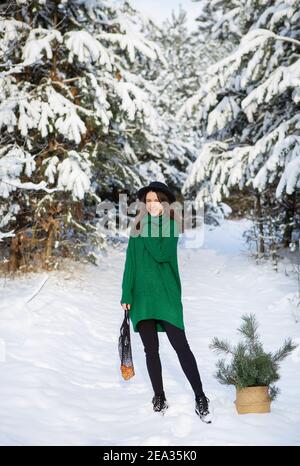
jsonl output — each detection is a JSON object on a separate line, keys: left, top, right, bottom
{"left": 120, "top": 211, "right": 185, "bottom": 333}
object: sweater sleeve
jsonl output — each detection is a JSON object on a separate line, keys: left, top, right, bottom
{"left": 142, "top": 219, "right": 179, "bottom": 263}
{"left": 120, "top": 235, "right": 135, "bottom": 304}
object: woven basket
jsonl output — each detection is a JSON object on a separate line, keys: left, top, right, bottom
{"left": 235, "top": 386, "right": 271, "bottom": 414}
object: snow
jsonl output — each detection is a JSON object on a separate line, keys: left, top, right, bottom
{"left": 182, "top": 112, "right": 300, "bottom": 208}
{"left": 0, "top": 230, "right": 15, "bottom": 241}
{"left": 0, "top": 146, "right": 47, "bottom": 198}
{"left": 0, "top": 18, "right": 29, "bottom": 46}
{"left": 114, "top": 81, "right": 160, "bottom": 132}
{"left": 56, "top": 151, "right": 92, "bottom": 201}
{"left": 207, "top": 96, "right": 241, "bottom": 135}
{"left": 100, "top": 9, "right": 164, "bottom": 63}
{"left": 0, "top": 219, "right": 299, "bottom": 446}
{"left": 22, "top": 28, "right": 62, "bottom": 64}
{"left": 177, "top": 0, "right": 300, "bottom": 207}
{"left": 242, "top": 60, "right": 300, "bottom": 121}
{"left": 64, "top": 30, "right": 112, "bottom": 69}
{"left": 0, "top": 0, "right": 174, "bottom": 221}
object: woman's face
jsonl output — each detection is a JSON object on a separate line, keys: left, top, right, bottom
{"left": 145, "top": 191, "right": 164, "bottom": 216}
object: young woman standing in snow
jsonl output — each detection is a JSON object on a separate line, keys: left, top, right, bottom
{"left": 120, "top": 181, "right": 212, "bottom": 423}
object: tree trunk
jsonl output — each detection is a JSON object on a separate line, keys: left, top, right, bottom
{"left": 9, "top": 236, "right": 22, "bottom": 273}
{"left": 45, "top": 222, "right": 55, "bottom": 262}
{"left": 255, "top": 192, "right": 265, "bottom": 255}
{"left": 283, "top": 192, "right": 296, "bottom": 247}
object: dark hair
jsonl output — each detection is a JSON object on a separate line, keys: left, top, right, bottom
{"left": 132, "top": 189, "right": 184, "bottom": 234}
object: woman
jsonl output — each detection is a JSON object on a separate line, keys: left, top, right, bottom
{"left": 120, "top": 181, "right": 212, "bottom": 423}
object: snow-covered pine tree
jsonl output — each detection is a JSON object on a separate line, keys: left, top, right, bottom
{"left": 91, "top": 1, "right": 165, "bottom": 198}
{"left": 0, "top": 0, "right": 164, "bottom": 271}
{"left": 136, "top": 8, "right": 197, "bottom": 193}
{"left": 179, "top": 0, "right": 300, "bottom": 249}
{"left": 135, "top": 6, "right": 211, "bottom": 198}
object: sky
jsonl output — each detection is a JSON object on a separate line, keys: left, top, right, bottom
{"left": 130, "top": 0, "right": 200, "bottom": 31}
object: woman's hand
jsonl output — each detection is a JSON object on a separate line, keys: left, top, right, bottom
{"left": 121, "top": 303, "right": 131, "bottom": 311}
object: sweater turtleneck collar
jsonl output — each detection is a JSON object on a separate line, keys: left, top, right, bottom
{"left": 140, "top": 212, "right": 173, "bottom": 239}
{"left": 141, "top": 211, "right": 166, "bottom": 225}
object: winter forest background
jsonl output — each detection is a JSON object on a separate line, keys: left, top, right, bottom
{"left": 0, "top": 0, "right": 300, "bottom": 447}
{"left": 1, "top": 0, "right": 299, "bottom": 272}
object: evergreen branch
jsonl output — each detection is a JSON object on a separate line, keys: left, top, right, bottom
{"left": 210, "top": 314, "right": 297, "bottom": 397}
{"left": 209, "top": 337, "right": 234, "bottom": 355}
{"left": 215, "top": 359, "right": 237, "bottom": 385}
{"left": 237, "top": 313, "right": 259, "bottom": 345}
{"left": 272, "top": 338, "right": 298, "bottom": 363}
{"left": 268, "top": 30, "right": 300, "bottom": 48}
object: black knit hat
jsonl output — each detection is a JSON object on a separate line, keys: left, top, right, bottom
{"left": 137, "top": 181, "right": 176, "bottom": 203}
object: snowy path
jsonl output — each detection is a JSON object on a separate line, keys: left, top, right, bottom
{"left": 0, "top": 219, "right": 299, "bottom": 446}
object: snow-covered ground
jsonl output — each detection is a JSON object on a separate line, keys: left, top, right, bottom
{"left": 0, "top": 219, "right": 299, "bottom": 446}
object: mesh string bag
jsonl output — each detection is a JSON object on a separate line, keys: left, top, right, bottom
{"left": 118, "top": 308, "right": 135, "bottom": 380}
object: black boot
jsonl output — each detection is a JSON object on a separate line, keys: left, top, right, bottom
{"left": 152, "top": 392, "right": 169, "bottom": 415}
{"left": 195, "top": 394, "right": 212, "bottom": 423}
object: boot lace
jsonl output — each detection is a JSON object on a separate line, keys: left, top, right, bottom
{"left": 152, "top": 394, "right": 167, "bottom": 412}
{"left": 195, "top": 394, "right": 210, "bottom": 415}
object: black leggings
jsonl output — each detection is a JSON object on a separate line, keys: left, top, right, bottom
{"left": 137, "top": 318, "right": 204, "bottom": 398}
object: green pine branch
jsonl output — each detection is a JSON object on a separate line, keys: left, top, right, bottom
{"left": 209, "top": 337, "right": 234, "bottom": 355}
{"left": 237, "top": 313, "right": 259, "bottom": 345}
{"left": 209, "top": 313, "right": 298, "bottom": 400}
{"left": 272, "top": 338, "right": 298, "bottom": 363}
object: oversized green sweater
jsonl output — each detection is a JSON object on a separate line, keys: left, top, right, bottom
{"left": 120, "top": 212, "right": 185, "bottom": 333}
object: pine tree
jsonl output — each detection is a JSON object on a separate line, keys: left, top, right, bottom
{"left": 209, "top": 313, "right": 298, "bottom": 400}
{"left": 137, "top": 6, "right": 211, "bottom": 197}
{"left": 179, "top": 0, "right": 300, "bottom": 247}
{"left": 0, "top": 0, "right": 164, "bottom": 271}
